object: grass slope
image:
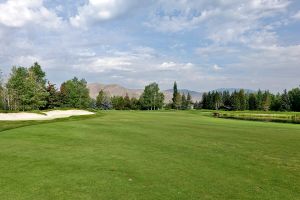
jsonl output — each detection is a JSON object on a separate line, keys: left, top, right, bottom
{"left": 0, "top": 111, "right": 299, "bottom": 200}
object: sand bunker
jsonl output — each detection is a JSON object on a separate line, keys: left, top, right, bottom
{"left": 0, "top": 110, "right": 95, "bottom": 121}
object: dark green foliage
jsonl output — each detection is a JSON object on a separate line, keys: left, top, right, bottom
{"left": 124, "top": 94, "right": 131, "bottom": 110}
{"left": 230, "top": 91, "right": 241, "bottom": 111}
{"left": 248, "top": 93, "right": 258, "bottom": 110}
{"left": 201, "top": 87, "right": 300, "bottom": 112}
{"left": 289, "top": 87, "right": 300, "bottom": 111}
{"left": 96, "top": 90, "right": 111, "bottom": 110}
{"left": 280, "top": 90, "right": 291, "bottom": 111}
{"left": 187, "top": 92, "right": 193, "bottom": 109}
{"left": 270, "top": 93, "right": 281, "bottom": 111}
{"left": 110, "top": 95, "right": 141, "bottom": 110}
{"left": 111, "top": 96, "right": 125, "bottom": 110}
{"left": 181, "top": 93, "right": 187, "bottom": 110}
{"left": 172, "top": 81, "right": 178, "bottom": 107}
{"left": 130, "top": 97, "right": 141, "bottom": 110}
{"left": 172, "top": 81, "right": 182, "bottom": 109}
{"left": 45, "top": 82, "right": 60, "bottom": 109}
{"left": 60, "top": 77, "right": 91, "bottom": 108}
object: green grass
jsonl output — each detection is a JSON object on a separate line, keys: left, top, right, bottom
{"left": 215, "top": 110, "right": 300, "bottom": 124}
{"left": 0, "top": 111, "right": 299, "bottom": 199}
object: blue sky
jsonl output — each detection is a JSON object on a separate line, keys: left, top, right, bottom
{"left": 0, "top": 0, "right": 299, "bottom": 92}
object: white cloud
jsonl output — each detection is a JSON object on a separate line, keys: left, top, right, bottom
{"left": 212, "top": 64, "right": 222, "bottom": 72}
{"left": 159, "top": 62, "right": 194, "bottom": 71}
{"left": 293, "top": 11, "right": 300, "bottom": 20}
{"left": 70, "top": 0, "right": 139, "bottom": 27}
{"left": 147, "top": 0, "right": 290, "bottom": 48}
{"left": 196, "top": 46, "right": 238, "bottom": 56}
{"left": 0, "top": 0, "right": 62, "bottom": 28}
{"left": 73, "top": 47, "right": 156, "bottom": 73}
{"left": 145, "top": 9, "right": 219, "bottom": 32}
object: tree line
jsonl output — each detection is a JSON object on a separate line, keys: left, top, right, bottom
{"left": 95, "top": 81, "right": 193, "bottom": 110}
{"left": 1, "top": 63, "right": 299, "bottom": 112}
{"left": 194, "top": 88, "right": 300, "bottom": 112}
{"left": 0, "top": 63, "right": 166, "bottom": 111}
{"left": 95, "top": 82, "right": 165, "bottom": 110}
{"left": 0, "top": 63, "right": 91, "bottom": 111}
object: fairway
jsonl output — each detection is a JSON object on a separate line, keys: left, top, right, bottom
{"left": 0, "top": 111, "right": 299, "bottom": 200}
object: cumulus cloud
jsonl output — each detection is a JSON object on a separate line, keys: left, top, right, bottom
{"left": 0, "top": 0, "right": 299, "bottom": 91}
{"left": 146, "top": 0, "right": 290, "bottom": 47}
{"left": 70, "top": 0, "right": 140, "bottom": 27}
{"left": 0, "top": 0, "right": 62, "bottom": 28}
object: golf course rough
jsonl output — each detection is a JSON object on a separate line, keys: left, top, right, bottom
{"left": 0, "top": 111, "right": 299, "bottom": 200}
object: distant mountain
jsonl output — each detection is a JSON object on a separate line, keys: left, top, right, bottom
{"left": 163, "top": 89, "right": 203, "bottom": 102}
{"left": 213, "top": 88, "right": 256, "bottom": 93}
{"left": 87, "top": 83, "right": 143, "bottom": 99}
{"left": 87, "top": 83, "right": 203, "bottom": 103}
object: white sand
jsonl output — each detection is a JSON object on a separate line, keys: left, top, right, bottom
{"left": 0, "top": 110, "right": 95, "bottom": 121}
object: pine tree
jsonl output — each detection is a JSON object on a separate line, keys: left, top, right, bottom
{"left": 187, "top": 92, "right": 192, "bottom": 109}
{"left": 238, "top": 89, "right": 246, "bottom": 111}
{"left": 280, "top": 89, "right": 291, "bottom": 111}
{"left": 201, "top": 92, "right": 208, "bottom": 109}
{"left": 248, "top": 93, "right": 258, "bottom": 110}
{"left": 124, "top": 93, "right": 131, "bottom": 110}
{"left": 222, "top": 91, "right": 231, "bottom": 109}
{"left": 256, "top": 90, "right": 263, "bottom": 110}
{"left": 288, "top": 87, "right": 300, "bottom": 111}
{"left": 231, "top": 91, "right": 241, "bottom": 111}
{"left": 172, "top": 81, "right": 179, "bottom": 109}
{"left": 181, "top": 93, "right": 187, "bottom": 110}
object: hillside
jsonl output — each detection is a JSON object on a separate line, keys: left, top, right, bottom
{"left": 87, "top": 83, "right": 203, "bottom": 103}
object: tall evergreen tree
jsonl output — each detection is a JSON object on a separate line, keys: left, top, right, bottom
{"left": 256, "top": 90, "right": 263, "bottom": 110}
{"left": 201, "top": 92, "right": 208, "bottom": 109}
{"left": 231, "top": 91, "right": 241, "bottom": 111}
{"left": 222, "top": 91, "right": 231, "bottom": 108}
{"left": 238, "top": 89, "right": 247, "bottom": 110}
{"left": 172, "top": 81, "right": 179, "bottom": 109}
{"left": 124, "top": 94, "right": 131, "bottom": 110}
{"left": 186, "top": 92, "right": 192, "bottom": 109}
{"left": 181, "top": 93, "right": 187, "bottom": 110}
{"left": 248, "top": 93, "right": 258, "bottom": 110}
{"left": 280, "top": 89, "right": 291, "bottom": 111}
{"left": 288, "top": 87, "right": 300, "bottom": 111}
